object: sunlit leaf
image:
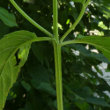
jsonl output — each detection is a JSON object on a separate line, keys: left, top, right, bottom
{"left": 0, "top": 30, "right": 37, "bottom": 109}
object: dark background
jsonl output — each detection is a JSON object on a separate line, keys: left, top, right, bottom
{"left": 0, "top": 0, "right": 110, "bottom": 110}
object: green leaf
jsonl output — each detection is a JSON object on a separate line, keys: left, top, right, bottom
{"left": 63, "top": 36, "right": 110, "bottom": 61}
{"left": 21, "top": 81, "right": 31, "bottom": 92}
{"left": 86, "top": 97, "right": 110, "bottom": 107}
{"left": 71, "top": 44, "right": 109, "bottom": 63}
{"left": 30, "top": 64, "right": 56, "bottom": 96}
{"left": 77, "top": 36, "right": 110, "bottom": 61}
{"left": 0, "top": 30, "right": 37, "bottom": 109}
{"left": 75, "top": 101, "right": 90, "bottom": 110}
{"left": 0, "top": 7, "right": 18, "bottom": 27}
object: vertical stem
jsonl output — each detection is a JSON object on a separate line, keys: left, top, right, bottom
{"left": 60, "top": 0, "right": 90, "bottom": 42}
{"left": 53, "top": 42, "right": 63, "bottom": 110}
{"left": 53, "top": 0, "right": 63, "bottom": 110}
{"left": 53, "top": 0, "right": 58, "bottom": 41}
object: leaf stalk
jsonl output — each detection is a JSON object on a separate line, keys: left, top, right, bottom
{"left": 60, "top": 0, "right": 91, "bottom": 42}
{"left": 10, "top": 0, "right": 53, "bottom": 37}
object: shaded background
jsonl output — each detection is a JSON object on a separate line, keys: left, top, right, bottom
{"left": 0, "top": 0, "right": 110, "bottom": 110}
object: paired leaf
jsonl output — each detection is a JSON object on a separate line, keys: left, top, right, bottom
{"left": 77, "top": 36, "right": 110, "bottom": 61}
{"left": 71, "top": 44, "right": 109, "bottom": 63}
{"left": 0, "top": 30, "right": 37, "bottom": 109}
{"left": 0, "top": 7, "right": 18, "bottom": 27}
{"left": 63, "top": 36, "right": 110, "bottom": 61}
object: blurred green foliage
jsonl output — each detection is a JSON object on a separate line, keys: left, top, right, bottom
{"left": 0, "top": 0, "right": 110, "bottom": 110}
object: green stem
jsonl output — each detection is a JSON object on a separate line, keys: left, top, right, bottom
{"left": 53, "top": 42, "right": 63, "bottom": 110}
{"left": 60, "top": 0, "right": 90, "bottom": 42}
{"left": 53, "top": 0, "right": 59, "bottom": 41}
{"left": 53, "top": 0, "right": 63, "bottom": 110}
{"left": 61, "top": 40, "right": 86, "bottom": 46}
{"left": 33, "top": 37, "right": 53, "bottom": 42}
{"left": 9, "top": 0, "right": 53, "bottom": 37}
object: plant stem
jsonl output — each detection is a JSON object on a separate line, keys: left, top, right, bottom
{"left": 53, "top": 0, "right": 63, "bottom": 110}
{"left": 10, "top": 0, "right": 53, "bottom": 37}
{"left": 60, "top": 0, "right": 90, "bottom": 42}
{"left": 33, "top": 37, "right": 53, "bottom": 42}
{"left": 53, "top": 0, "right": 59, "bottom": 41}
{"left": 61, "top": 40, "right": 86, "bottom": 46}
{"left": 53, "top": 42, "right": 63, "bottom": 110}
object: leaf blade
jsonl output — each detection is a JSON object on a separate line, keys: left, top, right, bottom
{"left": 62, "top": 36, "right": 110, "bottom": 61}
{"left": 0, "top": 7, "right": 18, "bottom": 27}
{"left": 0, "top": 30, "right": 37, "bottom": 109}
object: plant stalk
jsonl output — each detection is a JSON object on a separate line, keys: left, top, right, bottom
{"left": 53, "top": 41, "right": 63, "bottom": 110}
{"left": 60, "top": 0, "right": 91, "bottom": 42}
{"left": 53, "top": 0, "right": 63, "bottom": 110}
{"left": 53, "top": 0, "right": 59, "bottom": 41}
{"left": 10, "top": 0, "right": 53, "bottom": 37}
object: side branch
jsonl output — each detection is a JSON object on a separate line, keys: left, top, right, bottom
{"left": 10, "top": 0, "right": 53, "bottom": 37}
{"left": 60, "top": 0, "right": 91, "bottom": 42}
{"left": 32, "top": 37, "right": 53, "bottom": 42}
{"left": 61, "top": 40, "right": 86, "bottom": 46}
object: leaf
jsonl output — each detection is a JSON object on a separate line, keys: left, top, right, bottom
{"left": 75, "top": 101, "right": 90, "bottom": 110}
{"left": 21, "top": 81, "right": 31, "bottom": 92}
{"left": 93, "top": 0, "right": 110, "bottom": 18}
{"left": 71, "top": 44, "right": 109, "bottom": 63}
{"left": 30, "top": 64, "right": 56, "bottom": 96}
{"left": 64, "top": 36, "right": 110, "bottom": 61}
{"left": 0, "top": 30, "right": 37, "bottom": 109}
{"left": 0, "top": 7, "right": 18, "bottom": 27}
{"left": 86, "top": 97, "right": 110, "bottom": 107}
